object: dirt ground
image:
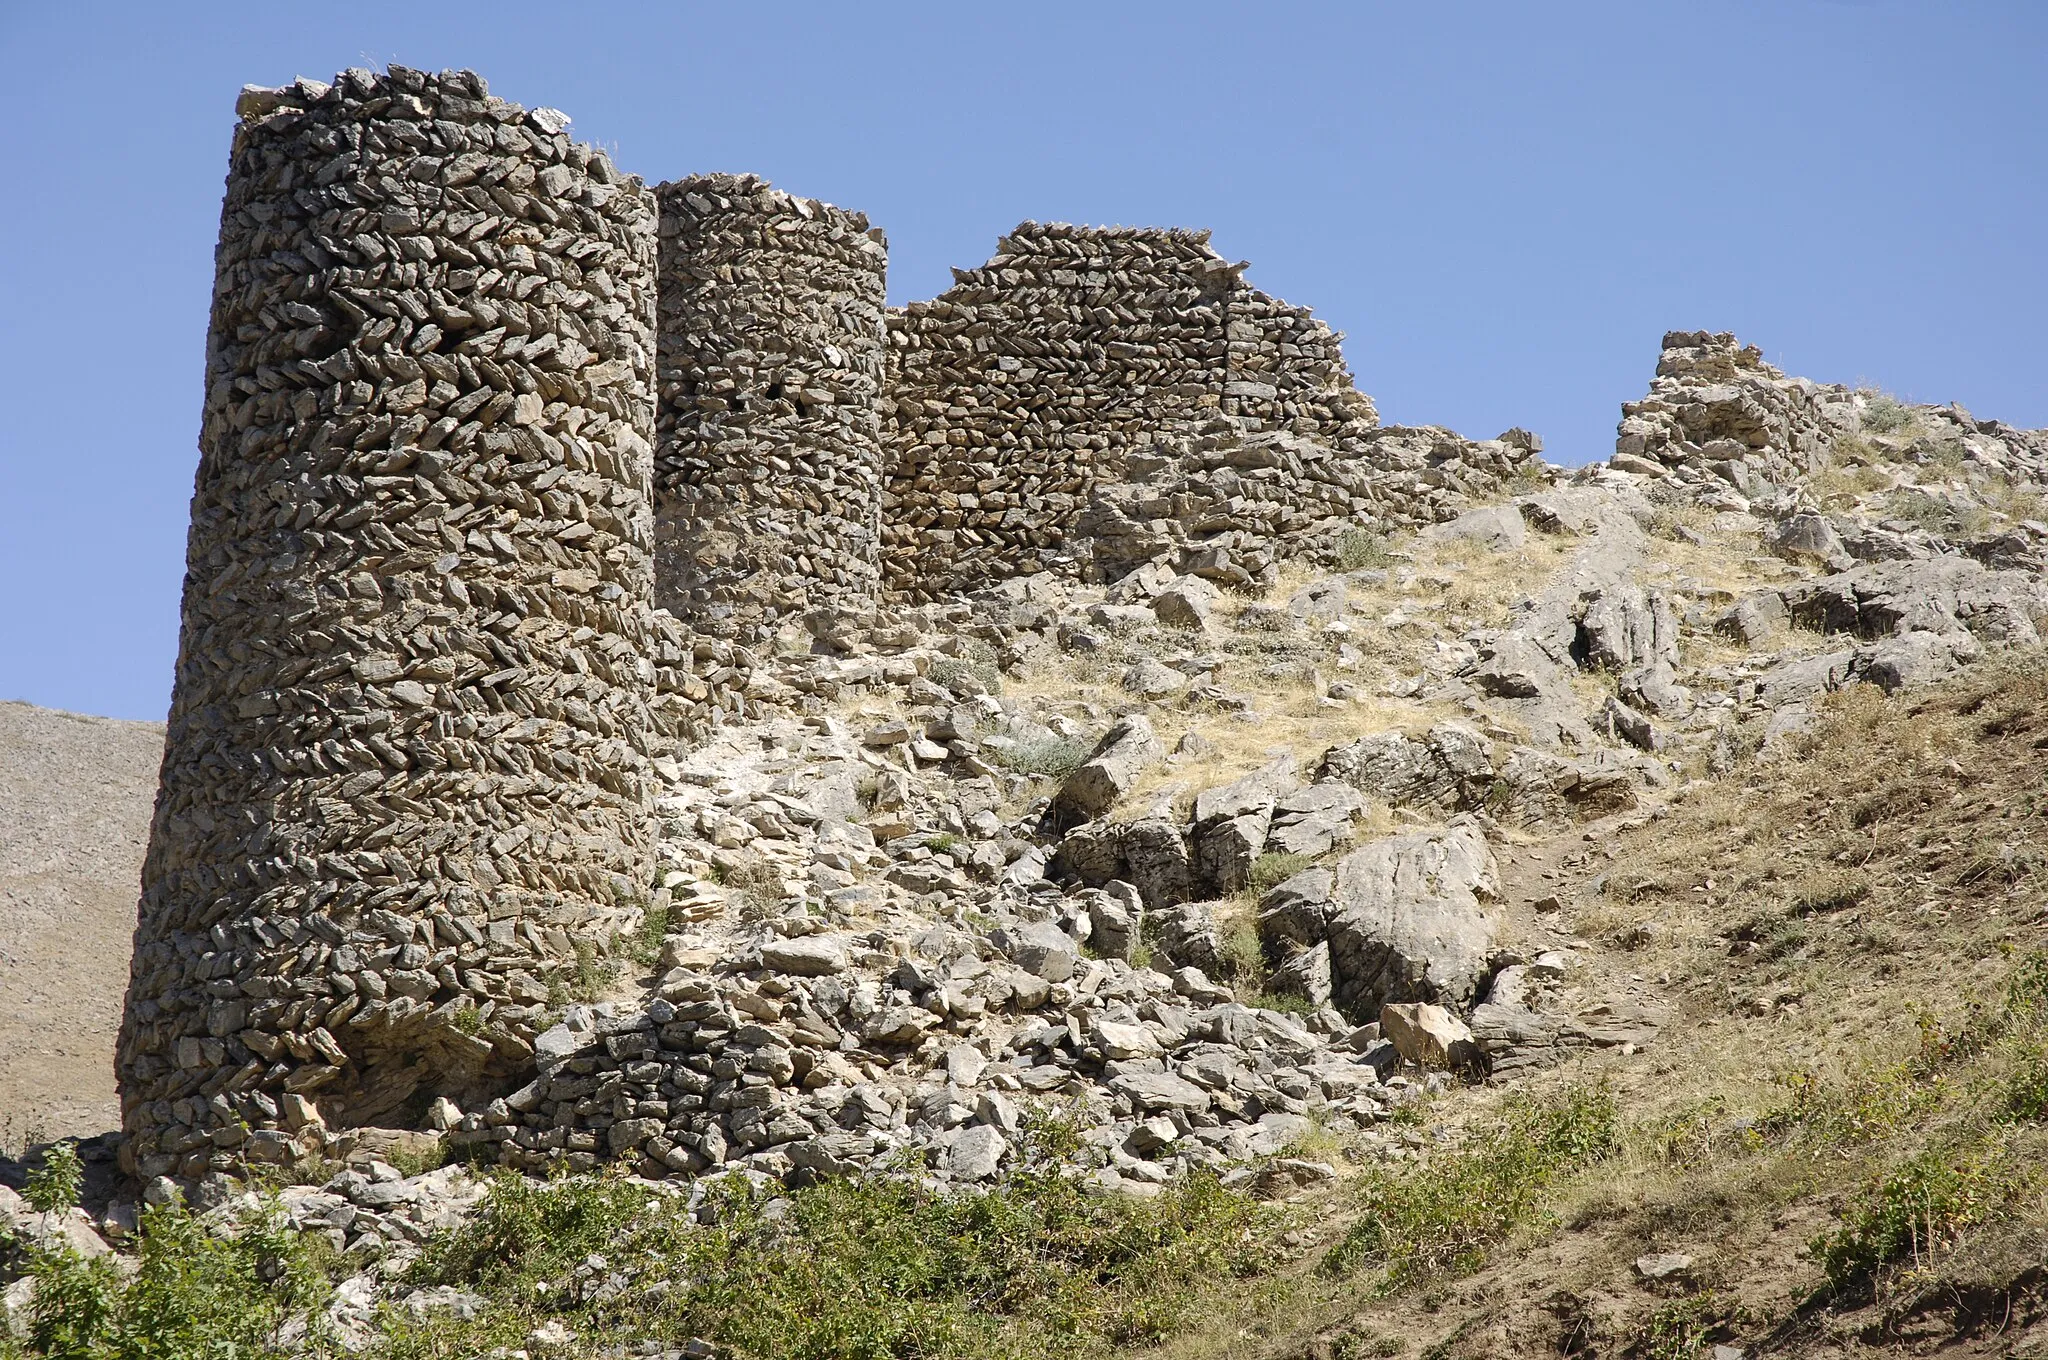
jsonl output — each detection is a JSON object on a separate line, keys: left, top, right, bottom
{"left": 0, "top": 699, "right": 162, "bottom": 1150}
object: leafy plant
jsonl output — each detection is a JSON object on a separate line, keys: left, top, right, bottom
{"left": 1860, "top": 393, "right": 1915, "bottom": 434}
{"left": 1248, "top": 852, "right": 1316, "bottom": 897}
{"left": 22, "top": 1143, "right": 82, "bottom": 1216}
{"left": 993, "top": 735, "right": 1093, "bottom": 781}
{"left": 393, "top": 1141, "right": 1281, "bottom": 1360}
{"left": 1334, "top": 528, "right": 1393, "bottom": 571}
{"left": 1322, "top": 1083, "right": 1619, "bottom": 1290}
{"left": 1810, "top": 1143, "right": 2011, "bottom": 1290}
{"left": 12, "top": 1199, "right": 327, "bottom": 1358}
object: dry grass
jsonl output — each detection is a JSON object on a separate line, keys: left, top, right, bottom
{"left": 1150, "top": 651, "right": 2048, "bottom": 1359}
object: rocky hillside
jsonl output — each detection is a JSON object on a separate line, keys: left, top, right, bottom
{"left": 3, "top": 332, "right": 2046, "bottom": 1357}
{"left": 0, "top": 701, "right": 160, "bottom": 1149}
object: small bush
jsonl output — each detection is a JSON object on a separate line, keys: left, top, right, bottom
{"left": 1632, "top": 1292, "right": 1727, "bottom": 1360}
{"left": 1248, "top": 852, "right": 1316, "bottom": 897}
{"left": 12, "top": 1199, "right": 328, "bottom": 1357}
{"left": 1334, "top": 528, "right": 1393, "bottom": 571}
{"left": 394, "top": 1151, "right": 1280, "bottom": 1359}
{"left": 994, "top": 735, "right": 1094, "bottom": 781}
{"left": 1883, "top": 487, "right": 1949, "bottom": 531}
{"left": 624, "top": 902, "right": 671, "bottom": 969}
{"left": 2006, "top": 1047, "right": 2048, "bottom": 1123}
{"left": 1322, "top": 1083, "right": 1619, "bottom": 1290}
{"left": 22, "top": 1142, "right": 83, "bottom": 1216}
{"left": 1810, "top": 1143, "right": 2010, "bottom": 1290}
{"left": 1860, "top": 393, "right": 1915, "bottom": 434}
{"left": 930, "top": 655, "right": 1005, "bottom": 697}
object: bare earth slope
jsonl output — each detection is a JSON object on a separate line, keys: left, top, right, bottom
{"left": 0, "top": 700, "right": 161, "bottom": 1145}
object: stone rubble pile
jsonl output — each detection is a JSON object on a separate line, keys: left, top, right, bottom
{"left": 1613, "top": 330, "right": 1856, "bottom": 489}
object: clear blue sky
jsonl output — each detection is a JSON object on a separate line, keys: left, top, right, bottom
{"left": 2, "top": 2, "right": 2043, "bottom": 721}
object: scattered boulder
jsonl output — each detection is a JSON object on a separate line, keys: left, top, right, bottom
{"left": 1052, "top": 715, "right": 1165, "bottom": 827}
{"left": 992, "top": 920, "right": 1079, "bottom": 983}
{"left": 1380, "top": 1002, "right": 1480, "bottom": 1071}
{"left": 760, "top": 936, "right": 849, "bottom": 977}
{"left": 1424, "top": 503, "right": 1526, "bottom": 552}
{"left": 1260, "top": 822, "right": 1499, "bottom": 1019}
{"left": 1151, "top": 576, "right": 1220, "bottom": 631}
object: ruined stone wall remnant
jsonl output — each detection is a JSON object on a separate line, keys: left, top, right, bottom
{"left": 1614, "top": 330, "right": 1857, "bottom": 491}
{"left": 653, "top": 174, "right": 889, "bottom": 637}
{"left": 117, "top": 66, "right": 661, "bottom": 1179}
{"left": 881, "top": 222, "right": 1387, "bottom": 599}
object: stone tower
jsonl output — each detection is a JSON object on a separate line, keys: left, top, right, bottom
{"left": 117, "top": 66, "right": 661, "bottom": 1179}
{"left": 652, "top": 173, "right": 889, "bottom": 638}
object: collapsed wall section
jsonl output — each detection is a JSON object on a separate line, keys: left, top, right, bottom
{"left": 1615, "top": 330, "right": 1856, "bottom": 490}
{"left": 653, "top": 174, "right": 889, "bottom": 637}
{"left": 881, "top": 223, "right": 1385, "bottom": 599}
{"left": 117, "top": 66, "right": 660, "bottom": 1180}
{"left": 883, "top": 225, "right": 1231, "bottom": 597}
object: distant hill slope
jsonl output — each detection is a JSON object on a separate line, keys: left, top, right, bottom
{"left": 0, "top": 700, "right": 161, "bottom": 1148}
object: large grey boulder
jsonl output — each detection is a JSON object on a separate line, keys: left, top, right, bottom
{"left": 1082, "top": 882, "right": 1144, "bottom": 962}
{"left": 1151, "top": 575, "right": 1219, "bottom": 631}
{"left": 1121, "top": 816, "right": 1196, "bottom": 910}
{"left": 760, "top": 936, "right": 849, "bottom": 977}
{"left": 1149, "top": 899, "right": 1227, "bottom": 977}
{"left": 1259, "top": 821, "right": 1499, "bottom": 1019}
{"left": 1318, "top": 721, "right": 1491, "bottom": 813}
{"left": 939, "top": 1125, "right": 1008, "bottom": 1181}
{"left": 1769, "top": 512, "right": 1854, "bottom": 571}
{"left": 1783, "top": 557, "right": 2048, "bottom": 646}
{"left": 992, "top": 920, "right": 1079, "bottom": 983}
{"left": 1266, "top": 782, "right": 1367, "bottom": 857}
{"left": 1190, "top": 759, "right": 1297, "bottom": 895}
{"left": 1052, "top": 715, "right": 1164, "bottom": 827}
{"left": 1424, "top": 503, "right": 1526, "bottom": 552}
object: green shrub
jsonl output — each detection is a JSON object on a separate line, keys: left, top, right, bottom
{"left": 1632, "top": 1292, "right": 1727, "bottom": 1360}
{"left": 393, "top": 1152, "right": 1279, "bottom": 1360}
{"left": 993, "top": 735, "right": 1094, "bottom": 782}
{"left": 22, "top": 1144, "right": 82, "bottom": 1217}
{"left": 1860, "top": 393, "right": 1915, "bottom": 434}
{"left": 1248, "top": 852, "right": 1316, "bottom": 897}
{"left": 1810, "top": 1143, "right": 2010, "bottom": 1290}
{"left": 11, "top": 1199, "right": 327, "bottom": 1358}
{"left": 1882, "top": 487, "right": 1949, "bottom": 531}
{"left": 929, "top": 656, "right": 1005, "bottom": 698}
{"left": 1334, "top": 528, "right": 1392, "bottom": 571}
{"left": 625, "top": 902, "right": 672, "bottom": 969}
{"left": 1321, "top": 1083, "right": 1619, "bottom": 1290}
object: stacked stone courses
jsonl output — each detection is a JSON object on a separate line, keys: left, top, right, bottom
{"left": 117, "top": 66, "right": 662, "bottom": 1177}
{"left": 653, "top": 173, "right": 889, "bottom": 636}
{"left": 1615, "top": 330, "right": 1857, "bottom": 488}
{"left": 120, "top": 64, "right": 1558, "bottom": 1177}
{"left": 880, "top": 222, "right": 1387, "bottom": 599}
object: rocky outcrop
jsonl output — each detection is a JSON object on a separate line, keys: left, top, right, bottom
{"left": 1259, "top": 822, "right": 1499, "bottom": 1021}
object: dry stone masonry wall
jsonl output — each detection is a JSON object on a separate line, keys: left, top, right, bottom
{"left": 653, "top": 174, "right": 890, "bottom": 637}
{"left": 882, "top": 225, "right": 1242, "bottom": 597}
{"left": 1614, "top": 330, "right": 1857, "bottom": 490}
{"left": 880, "top": 223, "right": 1477, "bottom": 599}
{"left": 121, "top": 62, "right": 1569, "bottom": 1186}
{"left": 117, "top": 66, "right": 661, "bottom": 1181}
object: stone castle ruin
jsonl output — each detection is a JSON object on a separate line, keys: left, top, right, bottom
{"left": 116, "top": 65, "right": 1551, "bottom": 1180}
